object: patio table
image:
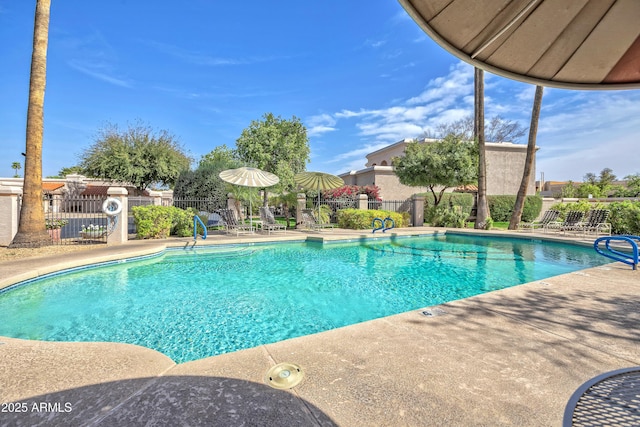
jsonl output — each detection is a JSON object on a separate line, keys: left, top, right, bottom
{"left": 563, "top": 367, "right": 640, "bottom": 426}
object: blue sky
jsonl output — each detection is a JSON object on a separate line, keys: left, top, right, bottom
{"left": 1, "top": 1, "right": 639, "bottom": 183}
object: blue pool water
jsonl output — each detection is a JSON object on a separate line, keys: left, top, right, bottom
{"left": 0, "top": 234, "right": 610, "bottom": 363}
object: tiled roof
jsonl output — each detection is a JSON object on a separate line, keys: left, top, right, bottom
{"left": 81, "top": 185, "right": 109, "bottom": 196}
{"left": 43, "top": 182, "right": 65, "bottom": 192}
{"left": 454, "top": 184, "right": 478, "bottom": 193}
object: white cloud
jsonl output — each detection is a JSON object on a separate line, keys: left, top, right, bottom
{"left": 306, "top": 113, "right": 338, "bottom": 136}
{"left": 145, "top": 40, "right": 284, "bottom": 67}
{"left": 68, "top": 60, "right": 132, "bottom": 88}
{"left": 61, "top": 31, "right": 132, "bottom": 88}
{"left": 536, "top": 91, "right": 640, "bottom": 180}
{"left": 312, "top": 59, "right": 640, "bottom": 181}
{"left": 406, "top": 62, "right": 473, "bottom": 105}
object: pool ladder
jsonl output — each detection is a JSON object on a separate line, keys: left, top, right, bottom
{"left": 193, "top": 216, "right": 207, "bottom": 240}
{"left": 372, "top": 217, "right": 395, "bottom": 233}
{"left": 593, "top": 235, "right": 639, "bottom": 270}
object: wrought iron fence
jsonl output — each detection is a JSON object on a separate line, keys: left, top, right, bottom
{"left": 43, "top": 194, "right": 108, "bottom": 245}
{"left": 369, "top": 198, "right": 414, "bottom": 225}
{"left": 126, "top": 196, "right": 155, "bottom": 234}
{"left": 369, "top": 198, "right": 413, "bottom": 213}
{"left": 171, "top": 197, "right": 225, "bottom": 213}
{"left": 309, "top": 198, "right": 357, "bottom": 223}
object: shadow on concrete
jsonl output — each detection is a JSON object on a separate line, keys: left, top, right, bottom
{"left": 3, "top": 375, "right": 338, "bottom": 427}
{"left": 434, "top": 285, "right": 640, "bottom": 365}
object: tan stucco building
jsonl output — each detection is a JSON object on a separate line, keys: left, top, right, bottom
{"left": 339, "top": 138, "right": 535, "bottom": 200}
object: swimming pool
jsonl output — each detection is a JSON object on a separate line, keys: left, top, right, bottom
{"left": 0, "top": 234, "right": 610, "bottom": 363}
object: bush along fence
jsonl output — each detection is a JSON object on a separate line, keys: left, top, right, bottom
{"left": 123, "top": 193, "right": 426, "bottom": 240}
{"left": 420, "top": 193, "right": 544, "bottom": 228}
{"left": 4, "top": 185, "right": 636, "bottom": 244}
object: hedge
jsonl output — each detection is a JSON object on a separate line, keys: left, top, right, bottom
{"left": 550, "top": 200, "right": 640, "bottom": 235}
{"left": 337, "top": 209, "right": 407, "bottom": 229}
{"left": 132, "top": 205, "right": 205, "bottom": 239}
{"left": 487, "top": 195, "right": 542, "bottom": 222}
{"left": 608, "top": 201, "right": 640, "bottom": 235}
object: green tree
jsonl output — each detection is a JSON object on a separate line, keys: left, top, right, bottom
{"left": 10, "top": 0, "right": 52, "bottom": 248}
{"left": 235, "top": 113, "right": 310, "bottom": 206}
{"left": 46, "top": 165, "right": 84, "bottom": 179}
{"left": 11, "top": 162, "right": 21, "bottom": 177}
{"left": 583, "top": 172, "right": 597, "bottom": 185}
{"left": 173, "top": 145, "right": 240, "bottom": 211}
{"left": 426, "top": 114, "right": 526, "bottom": 143}
{"left": 580, "top": 168, "right": 617, "bottom": 197}
{"left": 618, "top": 173, "right": 640, "bottom": 197}
{"left": 198, "top": 144, "right": 238, "bottom": 169}
{"left": 597, "top": 167, "right": 616, "bottom": 194}
{"left": 80, "top": 121, "right": 191, "bottom": 191}
{"left": 393, "top": 135, "right": 478, "bottom": 207}
{"left": 560, "top": 180, "right": 577, "bottom": 198}
{"left": 576, "top": 183, "right": 604, "bottom": 198}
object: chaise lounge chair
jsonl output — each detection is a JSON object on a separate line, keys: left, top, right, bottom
{"left": 218, "top": 208, "right": 254, "bottom": 235}
{"left": 259, "top": 207, "right": 287, "bottom": 234}
{"left": 544, "top": 210, "right": 585, "bottom": 234}
{"left": 301, "top": 209, "right": 335, "bottom": 232}
{"left": 564, "top": 209, "right": 611, "bottom": 236}
{"left": 519, "top": 209, "right": 560, "bottom": 232}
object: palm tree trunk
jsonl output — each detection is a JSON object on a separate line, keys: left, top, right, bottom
{"left": 509, "top": 85, "right": 544, "bottom": 230}
{"left": 474, "top": 67, "right": 490, "bottom": 229}
{"left": 9, "top": 0, "right": 52, "bottom": 248}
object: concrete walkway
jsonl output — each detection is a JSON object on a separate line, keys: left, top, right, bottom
{"left": 0, "top": 228, "right": 638, "bottom": 426}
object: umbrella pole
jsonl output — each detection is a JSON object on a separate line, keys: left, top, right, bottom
{"left": 317, "top": 184, "right": 321, "bottom": 224}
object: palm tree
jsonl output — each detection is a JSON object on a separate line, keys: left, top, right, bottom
{"left": 474, "top": 67, "right": 490, "bottom": 229}
{"left": 509, "top": 85, "right": 544, "bottom": 230}
{"left": 9, "top": 0, "right": 52, "bottom": 248}
{"left": 11, "top": 162, "right": 22, "bottom": 177}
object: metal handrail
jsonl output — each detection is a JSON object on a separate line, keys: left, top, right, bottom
{"left": 593, "top": 235, "right": 639, "bottom": 270}
{"left": 193, "top": 216, "right": 207, "bottom": 241}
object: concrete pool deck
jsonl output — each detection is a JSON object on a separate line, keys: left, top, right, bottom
{"left": 0, "top": 227, "right": 637, "bottom": 426}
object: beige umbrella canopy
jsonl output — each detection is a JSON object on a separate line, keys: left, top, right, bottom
{"left": 219, "top": 167, "right": 280, "bottom": 228}
{"left": 294, "top": 171, "right": 345, "bottom": 221}
{"left": 219, "top": 167, "right": 280, "bottom": 188}
{"left": 398, "top": 0, "right": 640, "bottom": 90}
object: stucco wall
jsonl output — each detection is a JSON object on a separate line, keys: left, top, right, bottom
{"left": 485, "top": 145, "right": 536, "bottom": 195}
{"left": 339, "top": 166, "right": 431, "bottom": 200}
{"left": 344, "top": 139, "right": 536, "bottom": 198}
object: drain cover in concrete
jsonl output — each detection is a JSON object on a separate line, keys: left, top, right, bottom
{"left": 421, "top": 307, "right": 448, "bottom": 317}
{"left": 265, "top": 363, "right": 304, "bottom": 389}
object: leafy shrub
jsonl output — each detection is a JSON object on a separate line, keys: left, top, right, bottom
{"left": 421, "top": 192, "right": 474, "bottom": 223}
{"left": 425, "top": 205, "right": 467, "bottom": 228}
{"left": 486, "top": 195, "right": 542, "bottom": 222}
{"left": 548, "top": 200, "right": 640, "bottom": 234}
{"left": 171, "top": 207, "right": 203, "bottom": 237}
{"left": 132, "top": 205, "right": 205, "bottom": 238}
{"left": 337, "top": 209, "right": 405, "bottom": 229}
{"left": 608, "top": 201, "right": 640, "bottom": 235}
{"left": 549, "top": 200, "right": 604, "bottom": 220}
{"left": 132, "top": 205, "right": 173, "bottom": 239}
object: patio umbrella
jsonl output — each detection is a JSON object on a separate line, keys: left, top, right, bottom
{"left": 294, "top": 171, "right": 344, "bottom": 222}
{"left": 219, "top": 167, "right": 280, "bottom": 229}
